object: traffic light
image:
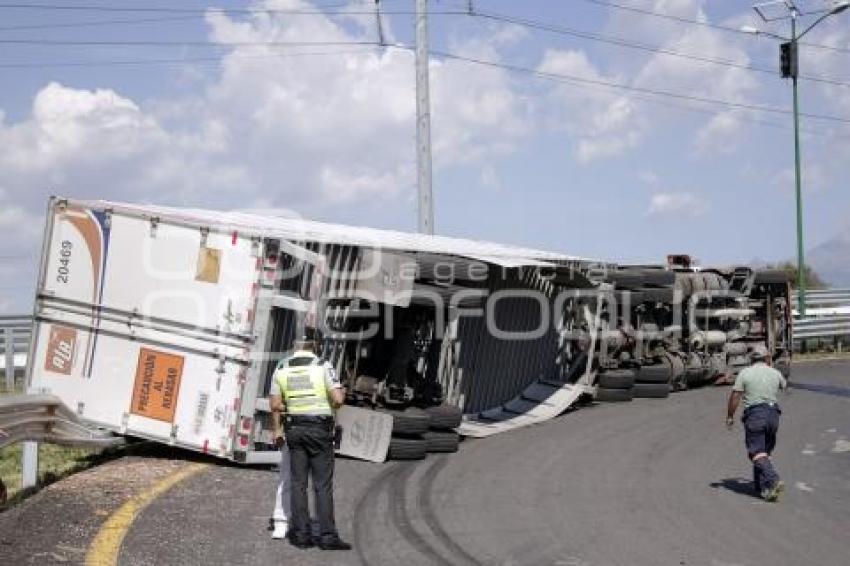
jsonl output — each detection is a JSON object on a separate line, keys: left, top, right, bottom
{"left": 780, "top": 41, "right": 798, "bottom": 79}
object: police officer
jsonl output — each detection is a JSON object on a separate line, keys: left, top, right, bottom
{"left": 725, "top": 347, "right": 787, "bottom": 502}
{"left": 269, "top": 340, "right": 351, "bottom": 551}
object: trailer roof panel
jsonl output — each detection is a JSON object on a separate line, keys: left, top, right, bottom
{"left": 79, "top": 199, "right": 597, "bottom": 267}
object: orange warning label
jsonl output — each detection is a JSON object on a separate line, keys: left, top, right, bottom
{"left": 44, "top": 325, "right": 77, "bottom": 375}
{"left": 130, "top": 347, "right": 184, "bottom": 423}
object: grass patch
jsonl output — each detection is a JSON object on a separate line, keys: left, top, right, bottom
{"left": 0, "top": 443, "right": 99, "bottom": 508}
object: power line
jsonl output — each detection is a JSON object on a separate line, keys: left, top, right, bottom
{"left": 470, "top": 10, "right": 850, "bottom": 88}
{"left": 0, "top": 47, "right": 379, "bottom": 68}
{"left": 0, "top": 3, "right": 463, "bottom": 16}
{"left": 0, "top": 38, "right": 378, "bottom": 48}
{"left": 0, "top": 15, "right": 198, "bottom": 32}
{"left": 578, "top": 0, "right": 850, "bottom": 54}
{"left": 3, "top": 36, "right": 848, "bottom": 126}
{"left": 418, "top": 47, "right": 850, "bottom": 125}
{"left": 0, "top": 2, "right": 353, "bottom": 14}
{"left": 2, "top": 4, "right": 845, "bottom": 88}
{"left": 0, "top": 33, "right": 846, "bottom": 132}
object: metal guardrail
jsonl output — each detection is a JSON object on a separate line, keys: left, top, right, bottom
{"left": 0, "top": 315, "right": 32, "bottom": 393}
{"left": 793, "top": 289, "right": 850, "bottom": 341}
{"left": 0, "top": 393, "right": 122, "bottom": 451}
{"left": 792, "top": 289, "right": 850, "bottom": 308}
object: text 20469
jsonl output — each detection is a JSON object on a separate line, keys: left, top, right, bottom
{"left": 56, "top": 240, "right": 72, "bottom": 283}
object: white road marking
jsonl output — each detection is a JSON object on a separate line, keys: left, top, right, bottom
{"left": 831, "top": 438, "right": 850, "bottom": 453}
{"left": 795, "top": 481, "right": 814, "bottom": 492}
{"left": 801, "top": 443, "right": 817, "bottom": 455}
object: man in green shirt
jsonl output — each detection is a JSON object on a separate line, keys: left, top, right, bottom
{"left": 726, "top": 348, "right": 787, "bottom": 501}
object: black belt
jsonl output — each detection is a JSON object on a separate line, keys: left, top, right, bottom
{"left": 285, "top": 415, "right": 333, "bottom": 425}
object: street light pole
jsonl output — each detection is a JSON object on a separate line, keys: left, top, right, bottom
{"left": 790, "top": 12, "right": 806, "bottom": 316}
{"left": 415, "top": 0, "right": 434, "bottom": 235}
{"left": 745, "top": 1, "right": 849, "bottom": 316}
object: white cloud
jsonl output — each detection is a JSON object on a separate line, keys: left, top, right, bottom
{"left": 0, "top": 0, "right": 532, "bottom": 310}
{"left": 538, "top": 49, "right": 644, "bottom": 162}
{"left": 647, "top": 192, "right": 707, "bottom": 215}
{"left": 633, "top": 22, "right": 759, "bottom": 154}
{"left": 771, "top": 163, "right": 829, "bottom": 195}
{"left": 637, "top": 169, "right": 660, "bottom": 186}
{"left": 480, "top": 164, "right": 501, "bottom": 190}
{"left": 693, "top": 110, "right": 746, "bottom": 154}
{"left": 0, "top": 0, "right": 529, "bottom": 213}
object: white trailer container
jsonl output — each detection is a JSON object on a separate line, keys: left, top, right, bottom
{"left": 27, "top": 198, "right": 397, "bottom": 463}
{"left": 27, "top": 197, "right": 598, "bottom": 463}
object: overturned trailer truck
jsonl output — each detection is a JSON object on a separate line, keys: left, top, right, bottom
{"left": 592, "top": 256, "right": 792, "bottom": 401}
{"left": 26, "top": 198, "right": 790, "bottom": 463}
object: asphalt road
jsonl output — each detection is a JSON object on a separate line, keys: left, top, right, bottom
{"left": 120, "top": 359, "right": 849, "bottom": 566}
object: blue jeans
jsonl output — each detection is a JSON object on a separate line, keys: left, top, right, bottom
{"left": 742, "top": 404, "right": 781, "bottom": 491}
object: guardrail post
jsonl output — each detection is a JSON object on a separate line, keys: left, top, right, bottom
{"left": 21, "top": 441, "right": 38, "bottom": 489}
{"left": 4, "top": 327, "right": 13, "bottom": 392}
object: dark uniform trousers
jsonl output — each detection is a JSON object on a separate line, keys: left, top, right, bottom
{"left": 742, "top": 403, "right": 781, "bottom": 491}
{"left": 284, "top": 416, "right": 338, "bottom": 542}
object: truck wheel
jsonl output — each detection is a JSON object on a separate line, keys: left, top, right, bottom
{"left": 753, "top": 269, "right": 789, "bottom": 285}
{"left": 636, "top": 364, "right": 671, "bottom": 384}
{"left": 422, "top": 431, "right": 460, "bottom": 453}
{"left": 609, "top": 270, "right": 674, "bottom": 289}
{"left": 425, "top": 404, "right": 463, "bottom": 430}
{"left": 597, "top": 369, "right": 636, "bottom": 389}
{"left": 638, "top": 288, "right": 675, "bottom": 304}
{"left": 595, "top": 387, "right": 634, "bottom": 402}
{"left": 380, "top": 408, "right": 430, "bottom": 436}
{"left": 633, "top": 382, "right": 670, "bottom": 398}
{"left": 387, "top": 437, "right": 427, "bottom": 460}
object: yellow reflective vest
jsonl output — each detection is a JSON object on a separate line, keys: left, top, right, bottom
{"left": 273, "top": 351, "right": 333, "bottom": 416}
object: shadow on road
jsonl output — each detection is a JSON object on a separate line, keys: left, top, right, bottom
{"left": 709, "top": 478, "right": 760, "bottom": 499}
{"left": 790, "top": 382, "right": 850, "bottom": 398}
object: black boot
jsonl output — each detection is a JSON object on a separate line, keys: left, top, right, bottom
{"left": 288, "top": 533, "right": 314, "bottom": 549}
{"left": 317, "top": 536, "right": 352, "bottom": 551}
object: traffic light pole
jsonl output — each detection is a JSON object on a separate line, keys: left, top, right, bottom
{"left": 747, "top": 1, "right": 850, "bottom": 316}
{"left": 790, "top": 15, "right": 806, "bottom": 316}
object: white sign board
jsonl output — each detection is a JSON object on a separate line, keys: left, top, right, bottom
{"left": 335, "top": 405, "right": 393, "bottom": 463}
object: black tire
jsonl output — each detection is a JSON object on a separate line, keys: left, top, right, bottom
{"left": 387, "top": 437, "right": 427, "bottom": 460}
{"left": 595, "top": 387, "right": 634, "bottom": 402}
{"left": 425, "top": 404, "right": 463, "bottom": 430}
{"left": 609, "top": 269, "right": 675, "bottom": 289}
{"left": 637, "top": 287, "right": 675, "bottom": 304}
{"left": 597, "top": 369, "right": 636, "bottom": 389}
{"left": 636, "top": 364, "right": 671, "bottom": 384}
{"left": 633, "top": 382, "right": 671, "bottom": 398}
{"left": 380, "top": 408, "right": 430, "bottom": 436}
{"left": 754, "top": 269, "right": 789, "bottom": 285}
{"left": 422, "top": 431, "right": 460, "bottom": 453}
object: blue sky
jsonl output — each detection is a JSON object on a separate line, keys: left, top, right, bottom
{"left": 1, "top": 0, "right": 849, "bottom": 311}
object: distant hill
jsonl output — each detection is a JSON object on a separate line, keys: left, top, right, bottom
{"left": 808, "top": 228, "right": 850, "bottom": 287}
